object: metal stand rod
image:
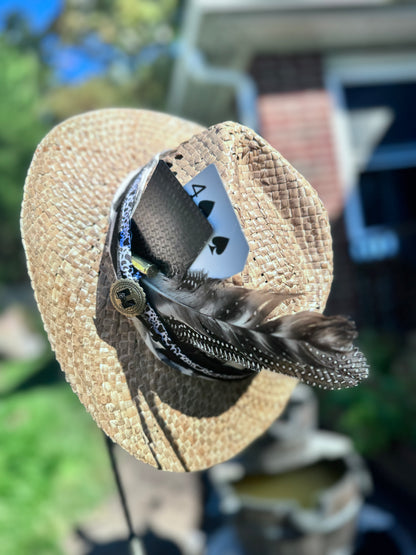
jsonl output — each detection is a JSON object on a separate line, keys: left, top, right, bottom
{"left": 104, "top": 433, "right": 145, "bottom": 555}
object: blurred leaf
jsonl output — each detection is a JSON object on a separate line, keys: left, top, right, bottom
{"left": 0, "top": 355, "right": 48, "bottom": 395}
{"left": 45, "top": 52, "right": 173, "bottom": 121}
{"left": 319, "top": 330, "right": 416, "bottom": 457}
{"left": 53, "top": 0, "right": 179, "bottom": 53}
{"left": 0, "top": 41, "right": 48, "bottom": 284}
{"left": 45, "top": 77, "right": 135, "bottom": 120}
{"left": 0, "top": 380, "right": 111, "bottom": 555}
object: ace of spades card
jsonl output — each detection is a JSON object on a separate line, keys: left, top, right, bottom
{"left": 184, "top": 164, "right": 249, "bottom": 279}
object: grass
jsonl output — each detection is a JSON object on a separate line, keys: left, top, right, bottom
{"left": 0, "top": 355, "right": 112, "bottom": 555}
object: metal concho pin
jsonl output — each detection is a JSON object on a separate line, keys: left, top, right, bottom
{"left": 110, "top": 279, "right": 146, "bottom": 316}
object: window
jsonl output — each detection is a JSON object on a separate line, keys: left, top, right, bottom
{"left": 326, "top": 55, "right": 416, "bottom": 263}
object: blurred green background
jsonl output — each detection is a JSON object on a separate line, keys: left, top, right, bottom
{"left": 1, "top": 0, "right": 415, "bottom": 554}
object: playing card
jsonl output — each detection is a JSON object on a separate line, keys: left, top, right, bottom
{"left": 184, "top": 164, "right": 249, "bottom": 279}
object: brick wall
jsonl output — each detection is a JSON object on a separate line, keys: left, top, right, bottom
{"left": 251, "top": 51, "right": 344, "bottom": 220}
{"left": 251, "top": 54, "right": 357, "bottom": 317}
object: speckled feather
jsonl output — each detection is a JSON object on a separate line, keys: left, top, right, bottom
{"left": 141, "top": 272, "right": 369, "bottom": 390}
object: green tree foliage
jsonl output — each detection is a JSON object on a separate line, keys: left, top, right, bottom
{"left": 0, "top": 1, "right": 181, "bottom": 284}
{"left": 0, "top": 41, "right": 48, "bottom": 283}
{"left": 319, "top": 330, "right": 416, "bottom": 456}
{"left": 52, "top": 0, "right": 179, "bottom": 55}
{"left": 45, "top": 0, "right": 181, "bottom": 119}
{"left": 46, "top": 54, "right": 173, "bottom": 121}
{"left": 0, "top": 357, "right": 111, "bottom": 555}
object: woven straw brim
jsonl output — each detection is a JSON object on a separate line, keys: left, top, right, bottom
{"left": 21, "top": 109, "right": 333, "bottom": 472}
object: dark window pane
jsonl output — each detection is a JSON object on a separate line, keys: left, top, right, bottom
{"left": 345, "top": 83, "right": 416, "bottom": 146}
{"left": 360, "top": 166, "right": 416, "bottom": 227}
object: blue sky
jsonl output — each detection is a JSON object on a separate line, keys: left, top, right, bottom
{"left": 0, "top": 0, "right": 62, "bottom": 33}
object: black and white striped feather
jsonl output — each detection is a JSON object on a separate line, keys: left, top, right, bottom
{"left": 139, "top": 272, "right": 369, "bottom": 389}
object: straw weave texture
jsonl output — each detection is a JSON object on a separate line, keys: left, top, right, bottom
{"left": 21, "top": 109, "right": 333, "bottom": 471}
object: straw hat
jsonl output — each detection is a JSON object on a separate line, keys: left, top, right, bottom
{"left": 21, "top": 109, "right": 333, "bottom": 472}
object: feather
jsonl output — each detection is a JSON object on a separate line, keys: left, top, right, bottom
{"left": 139, "top": 272, "right": 369, "bottom": 389}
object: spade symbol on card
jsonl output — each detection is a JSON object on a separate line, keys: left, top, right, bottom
{"left": 198, "top": 200, "right": 215, "bottom": 218}
{"left": 184, "top": 164, "right": 249, "bottom": 278}
{"left": 209, "top": 236, "right": 229, "bottom": 255}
